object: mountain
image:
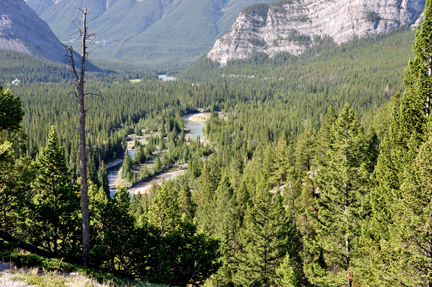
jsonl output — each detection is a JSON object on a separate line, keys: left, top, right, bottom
{"left": 0, "top": 0, "right": 68, "bottom": 64}
{"left": 207, "top": 0, "right": 425, "bottom": 65}
{"left": 24, "top": 0, "right": 279, "bottom": 68}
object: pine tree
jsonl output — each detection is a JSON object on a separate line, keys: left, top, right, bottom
{"left": 366, "top": 1, "right": 432, "bottom": 283}
{"left": 0, "top": 86, "right": 24, "bottom": 132}
{"left": 235, "top": 174, "right": 304, "bottom": 286}
{"left": 305, "top": 104, "right": 369, "bottom": 286}
{"left": 0, "top": 86, "right": 35, "bottom": 244}
{"left": 121, "top": 151, "right": 133, "bottom": 180}
{"left": 97, "top": 161, "right": 110, "bottom": 198}
{"left": 315, "top": 106, "right": 337, "bottom": 164}
{"left": 154, "top": 154, "right": 161, "bottom": 171}
{"left": 376, "top": 132, "right": 432, "bottom": 286}
{"left": 194, "top": 155, "right": 220, "bottom": 233}
{"left": 28, "top": 126, "right": 81, "bottom": 259}
{"left": 295, "top": 126, "right": 316, "bottom": 173}
{"left": 90, "top": 186, "right": 138, "bottom": 275}
{"left": 269, "top": 136, "right": 292, "bottom": 187}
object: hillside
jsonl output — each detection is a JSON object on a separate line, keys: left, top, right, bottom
{"left": 207, "top": 0, "right": 424, "bottom": 64}
{"left": 24, "top": 0, "right": 278, "bottom": 68}
{"left": 0, "top": 0, "right": 68, "bottom": 64}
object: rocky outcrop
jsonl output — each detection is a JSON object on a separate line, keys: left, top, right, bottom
{"left": 208, "top": 0, "right": 425, "bottom": 65}
{"left": 0, "top": 0, "right": 67, "bottom": 63}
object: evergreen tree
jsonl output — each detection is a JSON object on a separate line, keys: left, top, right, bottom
{"left": 385, "top": 132, "right": 432, "bottom": 285}
{"left": 0, "top": 86, "right": 35, "bottom": 249}
{"left": 90, "top": 186, "right": 142, "bottom": 276}
{"left": 269, "top": 136, "right": 292, "bottom": 187}
{"left": 121, "top": 151, "right": 133, "bottom": 180}
{"left": 28, "top": 126, "right": 81, "bottom": 259}
{"left": 97, "top": 161, "right": 110, "bottom": 198}
{"left": 305, "top": 104, "right": 370, "bottom": 286}
{"left": 367, "top": 1, "right": 432, "bottom": 283}
{"left": 195, "top": 155, "right": 220, "bottom": 233}
{"left": 154, "top": 154, "right": 161, "bottom": 171}
{"left": 235, "top": 175, "right": 304, "bottom": 286}
{"left": 315, "top": 106, "right": 337, "bottom": 164}
{"left": 295, "top": 126, "right": 316, "bottom": 173}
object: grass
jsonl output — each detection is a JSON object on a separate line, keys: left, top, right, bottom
{"left": 10, "top": 267, "right": 102, "bottom": 287}
{"left": 129, "top": 79, "right": 142, "bottom": 83}
{"left": 0, "top": 252, "right": 167, "bottom": 287}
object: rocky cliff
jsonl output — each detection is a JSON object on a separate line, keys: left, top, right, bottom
{"left": 0, "top": 0, "right": 67, "bottom": 63}
{"left": 207, "top": 0, "right": 425, "bottom": 65}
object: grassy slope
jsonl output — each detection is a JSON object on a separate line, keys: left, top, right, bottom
{"left": 0, "top": 252, "right": 166, "bottom": 286}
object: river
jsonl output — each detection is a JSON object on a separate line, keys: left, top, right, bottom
{"left": 107, "top": 113, "right": 207, "bottom": 196}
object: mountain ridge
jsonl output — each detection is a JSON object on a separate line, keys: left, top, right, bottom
{"left": 0, "top": 0, "right": 68, "bottom": 64}
{"left": 25, "top": 0, "right": 279, "bottom": 68}
{"left": 207, "top": 0, "right": 425, "bottom": 65}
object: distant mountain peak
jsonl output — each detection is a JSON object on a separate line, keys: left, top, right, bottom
{"left": 207, "top": 0, "right": 425, "bottom": 65}
{"left": 0, "top": 0, "right": 67, "bottom": 63}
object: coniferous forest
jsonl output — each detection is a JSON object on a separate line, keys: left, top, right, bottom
{"left": 3, "top": 1, "right": 432, "bottom": 286}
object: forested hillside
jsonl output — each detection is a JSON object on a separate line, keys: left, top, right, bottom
{"left": 2, "top": 2, "right": 432, "bottom": 285}
{"left": 25, "top": 0, "right": 276, "bottom": 68}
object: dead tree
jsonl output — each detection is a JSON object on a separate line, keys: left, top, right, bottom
{"left": 65, "top": 7, "right": 94, "bottom": 267}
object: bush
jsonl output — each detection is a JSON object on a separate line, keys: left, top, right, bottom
{"left": 366, "top": 11, "right": 381, "bottom": 24}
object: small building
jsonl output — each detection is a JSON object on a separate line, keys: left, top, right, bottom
{"left": 12, "top": 78, "right": 20, "bottom": 85}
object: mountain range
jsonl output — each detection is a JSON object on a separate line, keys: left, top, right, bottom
{"left": 207, "top": 0, "right": 425, "bottom": 64}
{"left": 0, "top": 0, "right": 67, "bottom": 64}
{"left": 24, "top": 0, "right": 278, "bottom": 68}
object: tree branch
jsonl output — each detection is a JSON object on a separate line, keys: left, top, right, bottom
{"left": 0, "top": 231, "right": 53, "bottom": 258}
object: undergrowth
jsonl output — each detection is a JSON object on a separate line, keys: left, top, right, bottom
{"left": 0, "top": 252, "right": 167, "bottom": 287}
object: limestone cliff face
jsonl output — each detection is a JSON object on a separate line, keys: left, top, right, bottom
{"left": 207, "top": 0, "right": 425, "bottom": 65}
{"left": 0, "top": 0, "right": 67, "bottom": 63}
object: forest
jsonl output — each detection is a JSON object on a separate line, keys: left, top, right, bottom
{"left": 2, "top": 1, "right": 432, "bottom": 286}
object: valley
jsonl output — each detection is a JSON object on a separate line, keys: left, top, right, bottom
{"left": 2, "top": 0, "right": 432, "bottom": 286}
{"left": 106, "top": 112, "right": 208, "bottom": 196}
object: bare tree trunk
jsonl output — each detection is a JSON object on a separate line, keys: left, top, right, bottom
{"left": 66, "top": 8, "right": 93, "bottom": 267}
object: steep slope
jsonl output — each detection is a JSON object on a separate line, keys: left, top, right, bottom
{"left": 207, "top": 0, "right": 425, "bottom": 65}
{"left": 0, "top": 0, "right": 67, "bottom": 64}
{"left": 25, "top": 0, "right": 277, "bottom": 68}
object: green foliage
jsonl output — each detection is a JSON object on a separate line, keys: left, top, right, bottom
{"left": 365, "top": 11, "right": 381, "bottom": 24}
{"left": 0, "top": 86, "right": 24, "bottom": 132}
{"left": 235, "top": 177, "right": 304, "bottom": 286}
{"left": 26, "top": 126, "right": 81, "bottom": 260}
{"left": 242, "top": 3, "right": 269, "bottom": 22}
{"left": 28, "top": 0, "right": 276, "bottom": 69}
{"left": 0, "top": 88, "right": 34, "bottom": 235}
{"left": 365, "top": 1, "right": 432, "bottom": 284}
{"left": 305, "top": 104, "right": 370, "bottom": 286}
{"left": 97, "top": 161, "right": 110, "bottom": 198}
{"left": 0, "top": 251, "right": 167, "bottom": 286}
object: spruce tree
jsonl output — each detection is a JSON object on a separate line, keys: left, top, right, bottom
{"left": 381, "top": 132, "right": 432, "bottom": 285}
{"left": 305, "top": 103, "right": 369, "bottom": 286}
{"left": 97, "top": 161, "right": 110, "bottom": 198}
{"left": 0, "top": 86, "right": 35, "bottom": 241}
{"left": 235, "top": 174, "right": 304, "bottom": 286}
{"left": 28, "top": 126, "right": 81, "bottom": 258}
{"left": 295, "top": 126, "right": 316, "bottom": 173}
{"left": 315, "top": 106, "right": 337, "bottom": 164}
{"left": 367, "top": 0, "right": 432, "bottom": 283}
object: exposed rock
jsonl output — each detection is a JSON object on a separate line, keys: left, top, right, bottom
{"left": 207, "top": 0, "right": 425, "bottom": 65}
{"left": 0, "top": 0, "right": 67, "bottom": 63}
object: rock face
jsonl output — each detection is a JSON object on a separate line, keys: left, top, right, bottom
{"left": 0, "top": 0, "right": 67, "bottom": 63}
{"left": 207, "top": 0, "right": 425, "bottom": 65}
{"left": 24, "top": 0, "right": 280, "bottom": 67}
